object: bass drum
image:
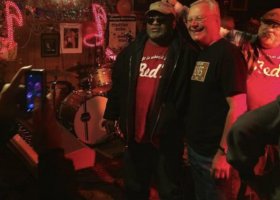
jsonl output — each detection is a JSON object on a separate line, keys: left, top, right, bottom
{"left": 59, "top": 90, "right": 108, "bottom": 145}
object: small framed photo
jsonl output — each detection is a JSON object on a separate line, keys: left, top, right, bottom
{"left": 60, "top": 23, "right": 82, "bottom": 54}
{"left": 41, "top": 33, "right": 60, "bottom": 57}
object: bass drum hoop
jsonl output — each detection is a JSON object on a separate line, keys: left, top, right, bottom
{"left": 59, "top": 90, "right": 108, "bottom": 145}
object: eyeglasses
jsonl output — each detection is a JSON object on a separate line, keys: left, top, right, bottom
{"left": 145, "top": 16, "right": 171, "bottom": 25}
{"left": 186, "top": 16, "right": 207, "bottom": 24}
{"left": 186, "top": 14, "right": 218, "bottom": 24}
{"left": 261, "top": 19, "right": 280, "bottom": 29}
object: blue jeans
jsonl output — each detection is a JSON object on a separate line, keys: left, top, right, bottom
{"left": 188, "top": 146, "right": 238, "bottom": 200}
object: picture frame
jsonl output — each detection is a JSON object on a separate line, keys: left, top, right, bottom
{"left": 41, "top": 33, "right": 60, "bottom": 57}
{"left": 60, "top": 23, "right": 82, "bottom": 54}
{"left": 230, "top": 0, "right": 248, "bottom": 11}
{"left": 108, "top": 14, "right": 136, "bottom": 54}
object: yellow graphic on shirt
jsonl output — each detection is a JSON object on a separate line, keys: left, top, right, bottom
{"left": 191, "top": 61, "right": 209, "bottom": 82}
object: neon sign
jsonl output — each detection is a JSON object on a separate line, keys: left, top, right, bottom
{"left": 5, "top": 1, "right": 23, "bottom": 42}
{"left": 83, "top": 3, "right": 107, "bottom": 47}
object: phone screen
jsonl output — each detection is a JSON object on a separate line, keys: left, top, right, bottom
{"left": 25, "top": 69, "right": 45, "bottom": 112}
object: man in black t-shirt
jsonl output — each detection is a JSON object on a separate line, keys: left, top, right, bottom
{"left": 184, "top": 0, "right": 247, "bottom": 199}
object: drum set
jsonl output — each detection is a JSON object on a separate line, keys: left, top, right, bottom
{"left": 49, "top": 63, "right": 113, "bottom": 146}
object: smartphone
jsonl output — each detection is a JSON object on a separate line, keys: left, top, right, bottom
{"left": 24, "top": 69, "right": 46, "bottom": 112}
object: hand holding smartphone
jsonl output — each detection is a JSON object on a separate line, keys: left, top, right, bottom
{"left": 25, "top": 69, "right": 46, "bottom": 113}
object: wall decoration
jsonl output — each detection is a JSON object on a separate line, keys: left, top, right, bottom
{"left": 108, "top": 14, "right": 136, "bottom": 54}
{"left": 41, "top": 33, "right": 60, "bottom": 57}
{"left": 5, "top": 1, "right": 23, "bottom": 42}
{"left": 116, "top": 0, "right": 132, "bottom": 16}
{"left": 83, "top": 3, "right": 107, "bottom": 47}
{"left": 60, "top": 23, "right": 82, "bottom": 54}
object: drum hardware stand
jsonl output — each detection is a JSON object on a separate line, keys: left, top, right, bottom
{"left": 51, "top": 75, "right": 58, "bottom": 119}
{"left": 80, "top": 95, "right": 91, "bottom": 141}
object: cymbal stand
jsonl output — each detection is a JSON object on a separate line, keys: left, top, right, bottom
{"left": 51, "top": 75, "right": 58, "bottom": 119}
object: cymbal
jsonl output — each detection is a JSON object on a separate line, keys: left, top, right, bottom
{"left": 66, "top": 64, "right": 92, "bottom": 72}
{"left": 46, "top": 69, "right": 76, "bottom": 77}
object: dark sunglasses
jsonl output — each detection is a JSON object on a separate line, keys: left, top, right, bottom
{"left": 261, "top": 19, "right": 280, "bottom": 29}
{"left": 145, "top": 16, "right": 172, "bottom": 25}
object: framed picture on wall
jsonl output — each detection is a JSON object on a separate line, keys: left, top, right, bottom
{"left": 230, "top": 0, "right": 248, "bottom": 11}
{"left": 41, "top": 33, "right": 60, "bottom": 57}
{"left": 60, "top": 23, "right": 82, "bottom": 54}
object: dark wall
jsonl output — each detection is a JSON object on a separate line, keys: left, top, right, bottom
{"left": 2, "top": 0, "right": 280, "bottom": 84}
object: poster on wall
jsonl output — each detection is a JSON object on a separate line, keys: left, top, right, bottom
{"left": 108, "top": 15, "right": 136, "bottom": 54}
{"left": 60, "top": 23, "right": 82, "bottom": 54}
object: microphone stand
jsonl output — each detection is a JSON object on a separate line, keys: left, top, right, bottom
{"left": 51, "top": 75, "right": 57, "bottom": 118}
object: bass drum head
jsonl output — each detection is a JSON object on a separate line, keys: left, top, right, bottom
{"left": 73, "top": 95, "right": 108, "bottom": 145}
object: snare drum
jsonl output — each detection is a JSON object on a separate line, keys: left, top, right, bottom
{"left": 58, "top": 90, "right": 108, "bottom": 145}
{"left": 90, "top": 68, "right": 112, "bottom": 94}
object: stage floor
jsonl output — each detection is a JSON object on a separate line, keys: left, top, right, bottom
{"left": 0, "top": 138, "right": 163, "bottom": 200}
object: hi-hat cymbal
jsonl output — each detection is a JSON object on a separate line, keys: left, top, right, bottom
{"left": 66, "top": 64, "right": 92, "bottom": 72}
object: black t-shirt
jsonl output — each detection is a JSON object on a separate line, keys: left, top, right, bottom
{"left": 185, "top": 38, "right": 247, "bottom": 157}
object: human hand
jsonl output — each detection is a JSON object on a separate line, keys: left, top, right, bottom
{"left": 161, "top": 0, "right": 188, "bottom": 16}
{"left": 102, "top": 119, "right": 124, "bottom": 140}
{"left": 0, "top": 65, "right": 32, "bottom": 121}
{"left": 102, "top": 119, "right": 116, "bottom": 135}
{"left": 211, "top": 150, "right": 231, "bottom": 179}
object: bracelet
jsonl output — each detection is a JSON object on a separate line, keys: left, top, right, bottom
{"left": 218, "top": 146, "right": 226, "bottom": 155}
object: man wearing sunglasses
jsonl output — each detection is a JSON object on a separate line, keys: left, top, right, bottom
{"left": 224, "top": 8, "right": 280, "bottom": 112}
{"left": 103, "top": 1, "right": 197, "bottom": 199}
{"left": 222, "top": 8, "right": 280, "bottom": 200}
